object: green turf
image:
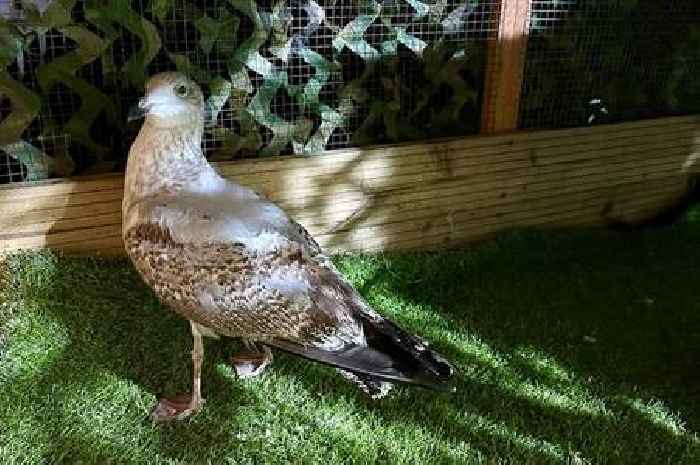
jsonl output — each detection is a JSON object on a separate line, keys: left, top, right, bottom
{"left": 1, "top": 219, "right": 700, "bottom": 464}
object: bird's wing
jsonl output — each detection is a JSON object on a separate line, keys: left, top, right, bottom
{"left": 123, "top": 196, "right": 365, "bottom": 347}
{"left": 124, "top": 193, "right": 453, "bottom": 387}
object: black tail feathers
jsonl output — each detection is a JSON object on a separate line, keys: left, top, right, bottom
{"left": 270, "top": 315, "right": 456, "bottom": 394}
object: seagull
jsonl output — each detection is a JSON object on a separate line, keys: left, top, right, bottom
{"left": 122, "top": 72, "right": 455, "bottom": 422}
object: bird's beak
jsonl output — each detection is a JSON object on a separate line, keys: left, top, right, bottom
{"left": 127, "top": 97, "right": 150, "bottom": 122}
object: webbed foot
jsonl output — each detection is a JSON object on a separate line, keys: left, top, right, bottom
{"left": 231, "top": 343, "right": 273, "bottom": 378}
{"left": 150, "top": 393, "right": 205, "bottom": 422}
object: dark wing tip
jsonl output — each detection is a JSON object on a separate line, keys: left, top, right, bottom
{"left": 421, "top": 350, "right": 456, "bottom": 381}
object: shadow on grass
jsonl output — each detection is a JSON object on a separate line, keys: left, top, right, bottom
{"left": 366, "top": 226, "right": 700, "bottom": 422}
{"left": 2, "top": 225, "right": 699, "bottom": 463}
{"left": 345, "top": 226, "right": 700, "bottom": 461}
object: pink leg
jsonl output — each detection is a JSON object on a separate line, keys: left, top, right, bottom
{"left": 150, "top": 321, "right": 207, "bottom": 422}
{"left": 230, "top": 340, "right": 273, "bottom": 378}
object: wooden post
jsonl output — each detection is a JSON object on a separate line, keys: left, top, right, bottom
{"left": 481, "top": 0, "right": 531, "bottom": 134}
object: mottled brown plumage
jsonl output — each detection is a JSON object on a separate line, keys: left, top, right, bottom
{"left": 123, "top": 72, "right": 454, "bottom": 421}
{"left": 123, "top": 222, "right": 363, "bottom": 347}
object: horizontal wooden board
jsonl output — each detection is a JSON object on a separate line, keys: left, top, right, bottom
{"left": 0, "top": 115, "right": 698, "bottom": 256}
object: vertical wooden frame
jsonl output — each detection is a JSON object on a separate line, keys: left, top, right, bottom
{"left": 481, "top": 0, "right": 532, "bottom": 134}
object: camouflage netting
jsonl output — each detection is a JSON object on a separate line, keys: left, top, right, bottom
{"left": 0, "top": 0, "right": 497, "bottom": 182}
{"left": 3, "top": 0, "right": 699, "bottom": 184}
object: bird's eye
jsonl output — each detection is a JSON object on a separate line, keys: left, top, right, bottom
{"left": 175, "top": 84, "right": 188, "bottom": 97}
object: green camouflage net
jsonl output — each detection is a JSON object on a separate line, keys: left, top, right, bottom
{"left": 0, "top": 0, "right": 494, "bottom": 181}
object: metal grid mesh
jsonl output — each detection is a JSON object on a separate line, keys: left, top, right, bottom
{"left": 0, "top": 0, "right": 499, "bottom": 183}
{"left": 3, "top": 1, "right": 699, "bottom": 183}
{"left": 0, "top": 4, "right": 83, "bottom": 182}
{"left": 520, "top": 0, "right": 700, "bottom": 129}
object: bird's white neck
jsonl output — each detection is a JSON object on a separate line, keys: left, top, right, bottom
{"left": 123, "top": 120, "right": 217, "bottom": 208}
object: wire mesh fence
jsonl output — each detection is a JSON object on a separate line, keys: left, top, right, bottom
{"left": 0, "top": 0, "right": 500, "bottom": 184}
{"left": 2, "top": 1, "right": 699, "bottom": 184}
{"left": 520, "top": 0, "right": 700, "bottom": 129}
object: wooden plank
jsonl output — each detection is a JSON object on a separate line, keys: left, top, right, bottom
{"left": 290, "top": 161, "right": 690, "bottom": 234}
{"left": 310, "top": 179, "right": 687, "bottom": 249}
{"left": 1, "top": 115, "right": 696, "bottom": 201}
{"left": 344, "top": 185, "right": 687, "bottom": 253}
{"left": 0, "top": 143, "right": 688, "bottom": 239}
{"left": 0, "top": 116, "right": 697, "bottom": 256}
{"left": 481, "top": 0, "right": 532, "bottom": 133}
{"left": 215, "top": 126, "right": 697, "bottom": 198}
{"left": 0, "top": 164, "right": 683, "bottom": 252}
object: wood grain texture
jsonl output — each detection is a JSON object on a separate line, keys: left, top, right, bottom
{"left": 481, "top": 0, "right": 531, "bottom": 133}
{"left": 1, "top": 116, "right": 698, "bottom": 256}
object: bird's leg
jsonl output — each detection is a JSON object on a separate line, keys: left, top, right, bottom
{"left": 189, "top": 321, "right": 205, "bottom": 410}
{"left": 230, "top": 339, "right": 273, "bottom": 378}
{"left": 149, "top": 321, "right": 207, "bottom": 422}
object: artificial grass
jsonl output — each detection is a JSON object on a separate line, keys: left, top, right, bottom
{"left": 1, "top": 221, "right": 699, "bottom": 464}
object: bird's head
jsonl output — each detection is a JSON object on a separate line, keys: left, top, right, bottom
{"left": 129, "top": 72, "right": 205, "bottom": 128}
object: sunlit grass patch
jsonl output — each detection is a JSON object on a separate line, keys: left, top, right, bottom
{"left": 1, "top": 221, "right": 699, "bottom": 464}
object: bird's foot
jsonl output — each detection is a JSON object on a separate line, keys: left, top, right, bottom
{"left": 149, "top": 393, "right": 205, "bottom": 422}
{"left": 230, "top": 344, "right": 273, "bottom": 378}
